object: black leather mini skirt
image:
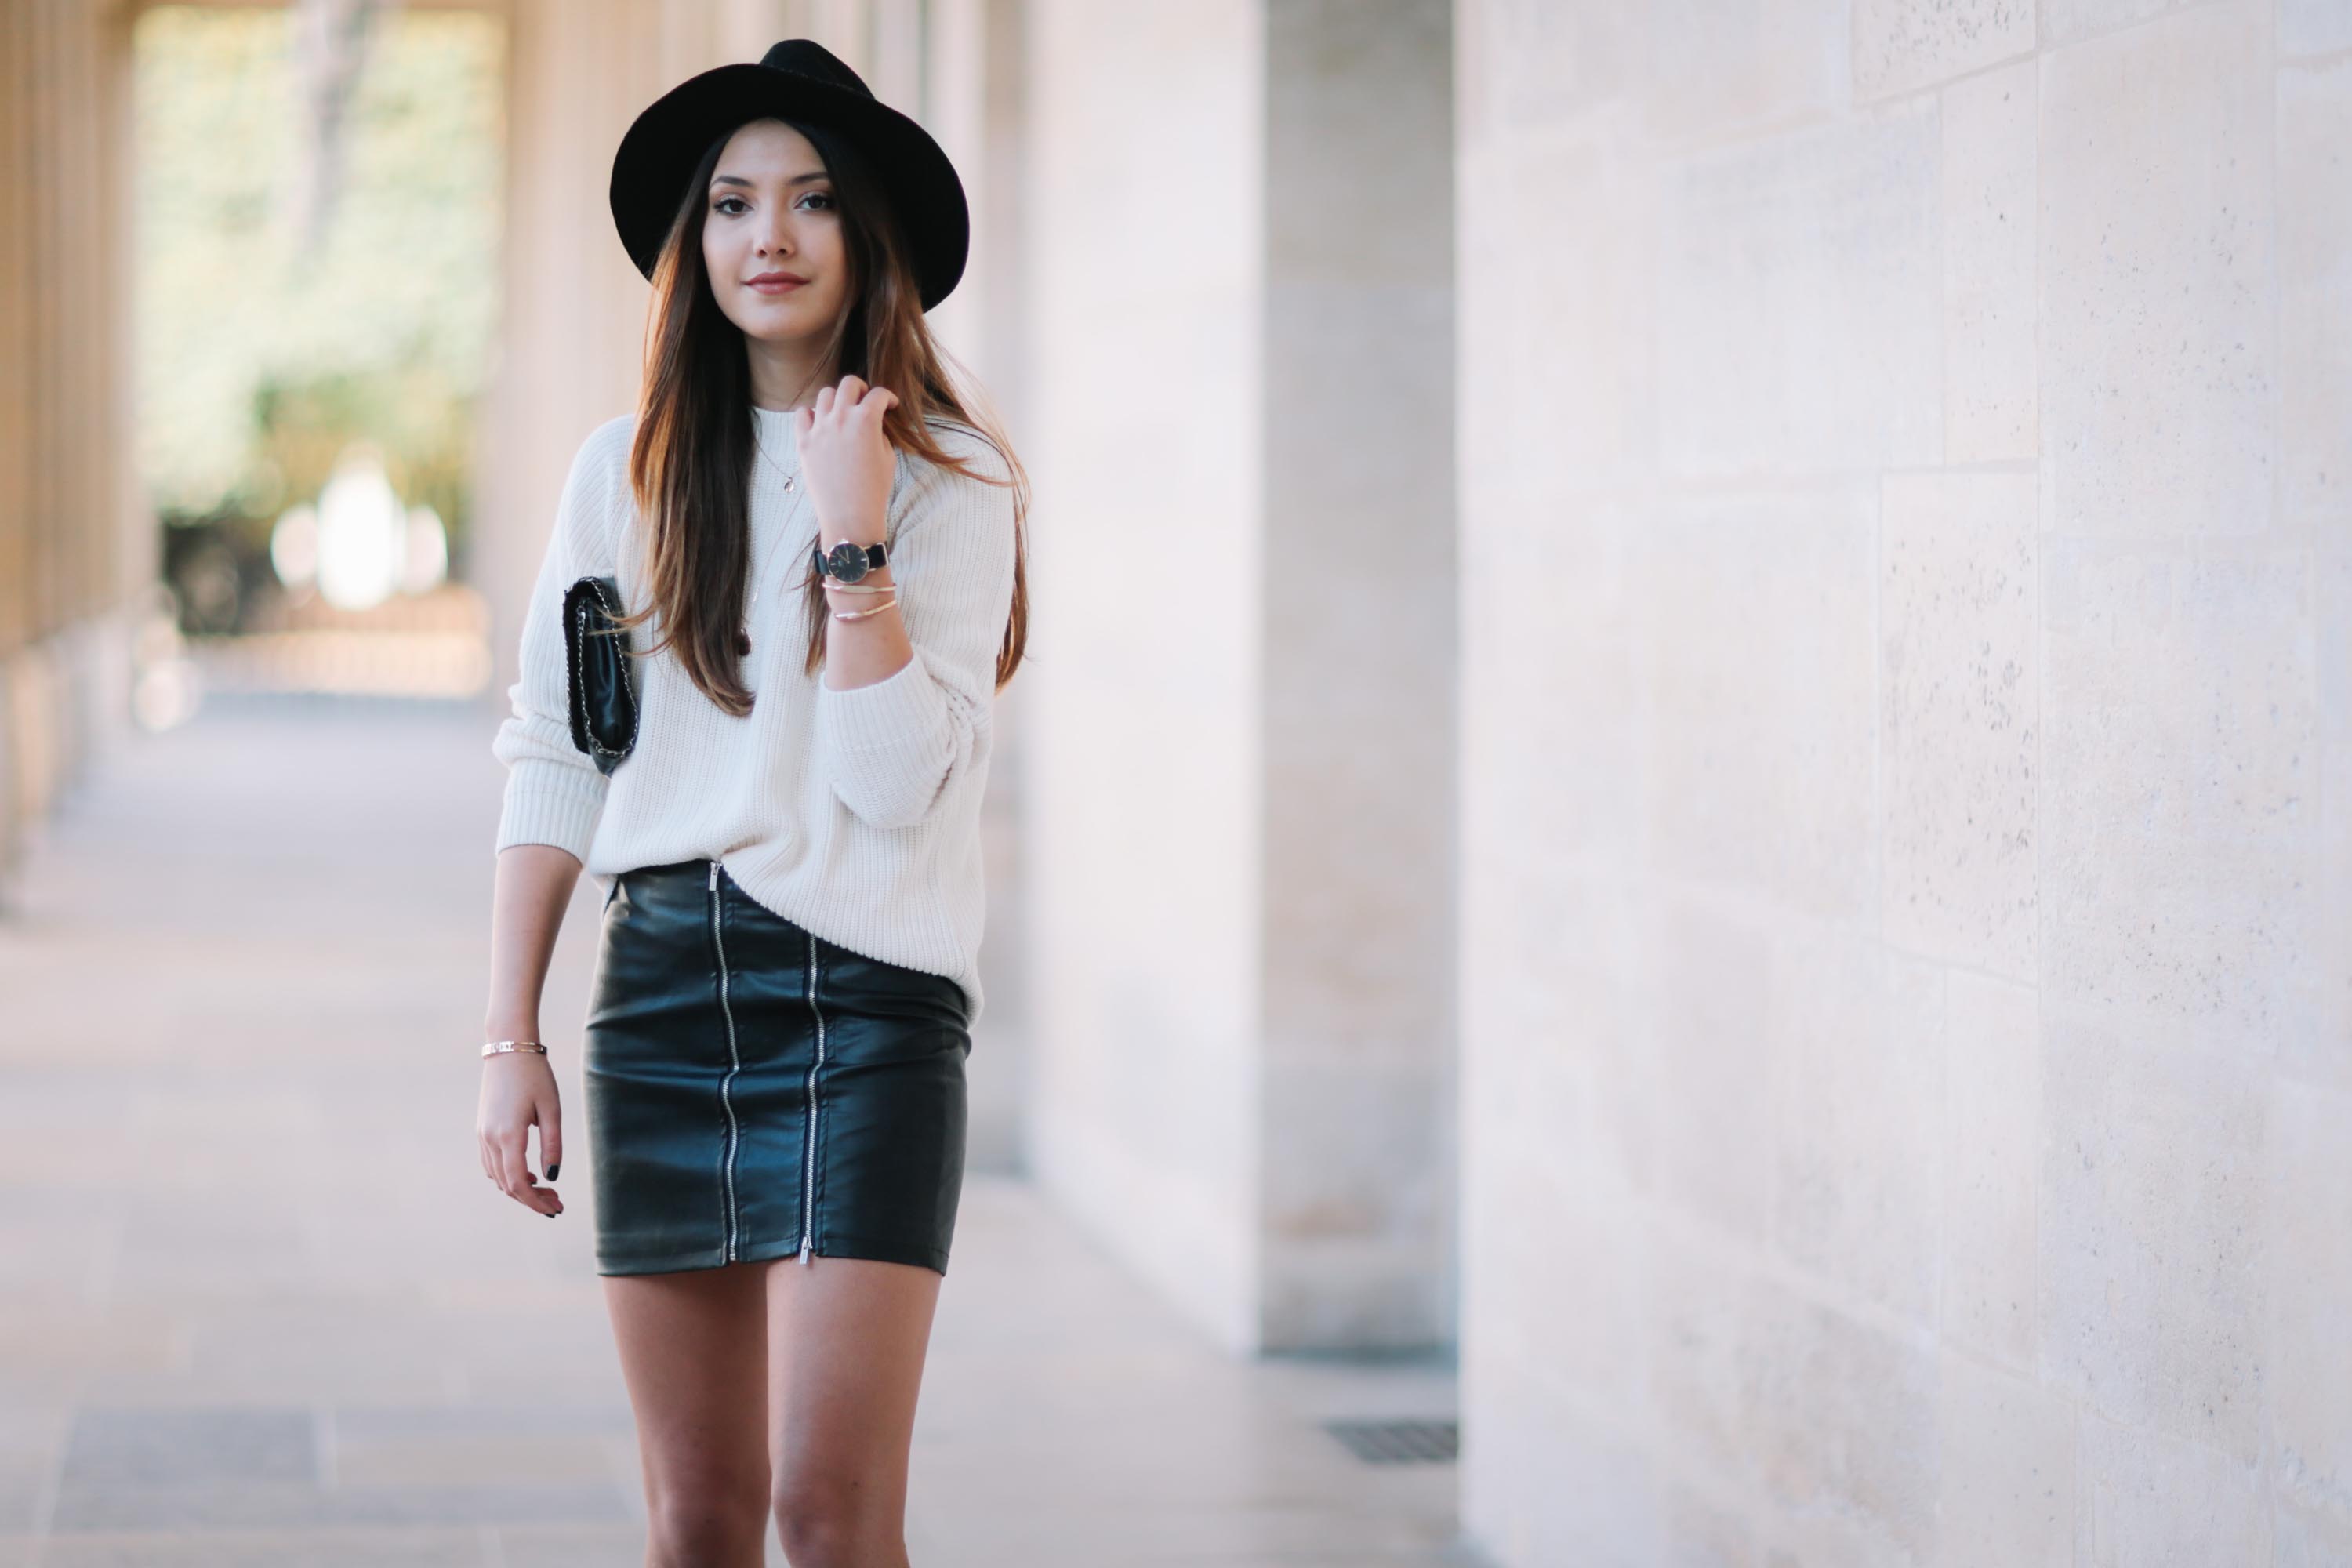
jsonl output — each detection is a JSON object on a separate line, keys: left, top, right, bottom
{"left": 582, "top": 858, "right": 972, "bottom": 1277}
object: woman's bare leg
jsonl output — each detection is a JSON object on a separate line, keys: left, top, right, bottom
{"left": 765, "top": 1254, "right": 946, "bottom": 1568}
{"left": 604, "top": 1265, "right": 774, "bottom": 1568}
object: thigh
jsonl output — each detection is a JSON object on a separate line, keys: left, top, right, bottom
{"left": 604, "top": 1267, "right": 771, "bottom": 1508}
{"left": 766, "top": 1254, "right": 943, "bottom": 1521}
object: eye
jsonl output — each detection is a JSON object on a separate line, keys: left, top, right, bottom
{"left": 713, "top": 195, "right": 748, "bottom": 216}
{"left": 797, "top": 191, "right": 835, "bottom": 212}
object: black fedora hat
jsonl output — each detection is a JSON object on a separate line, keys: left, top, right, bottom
{"left": 608, "top": 39, "right": 969, "bottom": 312}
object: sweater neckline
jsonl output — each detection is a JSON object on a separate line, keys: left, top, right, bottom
{"left": 750, "top": 405, "right": 804, "bottom": 443}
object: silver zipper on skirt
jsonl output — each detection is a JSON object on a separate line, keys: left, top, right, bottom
{"left": 800, "top": 931, "right": 826, "bottom": 1266}
{"left": 709, "top": 859, "right": 743, "bottom": 1262}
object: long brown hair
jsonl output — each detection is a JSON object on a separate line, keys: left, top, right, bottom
{"left": 609, "top": 118, "right": 1029, "bottom": 719}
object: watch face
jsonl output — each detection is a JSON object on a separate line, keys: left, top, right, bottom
{"left": 824, "top": 540, "right": 870, "bottom": 583}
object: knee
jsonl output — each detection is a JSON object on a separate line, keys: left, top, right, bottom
{"left": 771, "top": 1479, "right": 903, "bottom": 1568}
{"left": 646, "top": 1480, "right": 768, "bottom": 1566}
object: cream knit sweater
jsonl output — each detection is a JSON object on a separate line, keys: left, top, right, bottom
{"left": 490, "top": 405, "right": 1017, "bottom": 1022}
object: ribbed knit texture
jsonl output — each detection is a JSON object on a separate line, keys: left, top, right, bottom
{"left": 491, "top": 407, "right": 1017, "bottom": 1022}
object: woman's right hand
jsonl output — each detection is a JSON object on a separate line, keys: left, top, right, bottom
{"left": 478, "top": 1049, "right": 564, "bottom": 1216}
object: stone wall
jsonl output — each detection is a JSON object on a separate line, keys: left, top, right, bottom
{"left": 1456, "top": 0, "right": 2351, "bottom": 1561}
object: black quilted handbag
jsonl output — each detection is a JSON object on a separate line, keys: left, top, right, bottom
{"left": 563, "top": 575, "right": 638, "bottom": 775}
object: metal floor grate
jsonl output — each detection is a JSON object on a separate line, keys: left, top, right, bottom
{"left": 1323, "top": 1417, "right": 1459, "bottom": 1464}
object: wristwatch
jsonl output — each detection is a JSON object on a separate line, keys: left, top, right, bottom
{"left": 812, "top": 537, "right": 889, "bottom": 584}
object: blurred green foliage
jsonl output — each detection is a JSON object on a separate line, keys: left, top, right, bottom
{"left": 134, "top": 5, "right": 504, "bottom": 568}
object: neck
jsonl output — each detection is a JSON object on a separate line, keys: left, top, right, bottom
{"left": 743, "top": 333, "right": 833, "bottom": 412}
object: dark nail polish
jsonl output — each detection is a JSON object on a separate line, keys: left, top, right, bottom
{"left": 547, "top": 1162, "right": 559, "bottom": 1180}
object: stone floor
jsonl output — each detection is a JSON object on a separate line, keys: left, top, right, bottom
{"left": 0, "top": 691, "right": 1476, "bottom": 1566}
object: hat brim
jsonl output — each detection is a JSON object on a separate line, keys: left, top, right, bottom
{"left": 609, "top": 63, "right": 969, "bottom": 312}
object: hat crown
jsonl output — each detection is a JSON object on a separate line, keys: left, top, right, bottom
{"left": 755, "top": 40, "right": 873, "bottom": 102}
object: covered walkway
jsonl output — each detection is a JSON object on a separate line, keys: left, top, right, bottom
{"left": 0, "top": 693, "right": 1469, "bottom": 1567}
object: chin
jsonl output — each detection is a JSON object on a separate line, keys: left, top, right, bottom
{"left": 731, "top": 301, "right": 800, "bottom": 332}
{"left": 748, "top": 321, "right": 826, "bottom": 351}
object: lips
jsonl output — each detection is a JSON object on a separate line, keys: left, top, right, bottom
{"left": 748, "top": 274, "right": 807, "bottom": 292}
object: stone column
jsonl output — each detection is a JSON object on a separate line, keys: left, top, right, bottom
{"left": 0, "top": 0, "right": 144, "bottom": 889}
{"left": 920, "top": 0, "right": 1036, "bottom": 1171}
{"left": 1020, "top": 0, "right": 1455, "bottom": 1354}
{"left": 478, "top": 0, "right": 681, "bottom": 709}
{"left": 1258, "top": 0, "right": 1456, "bottom": 1351}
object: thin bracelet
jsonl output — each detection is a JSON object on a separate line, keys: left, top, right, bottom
{"left": 482, "top": 1040, "right": 549, "bottom": 1058}
{"left": 832, "top": 596, "right": 899, "bottom": 622}
{"left": 822, "top": 579, "right": 896, "bottom": 593}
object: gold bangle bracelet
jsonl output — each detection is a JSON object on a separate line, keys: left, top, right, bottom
{"left": 822, "top": 579, "right": 896, "bottom": 593}
{"left": 831, "top": 596, "right": 899, "bottom": 622}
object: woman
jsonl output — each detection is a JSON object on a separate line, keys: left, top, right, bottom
{"left": 474, "top": 39, "right": 1026, "bottom": 1568}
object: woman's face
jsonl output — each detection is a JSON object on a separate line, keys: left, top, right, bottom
{"left": 699, "top": 118, "right": 850, "bottom": 354}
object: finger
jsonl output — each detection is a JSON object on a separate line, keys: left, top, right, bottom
{"left": 492, "top": 1131, "right": 517, "bottom": 1197}
{"left": 497, "top": 1131, "right": 543, "bottom": 1210}
{"left": 516, "top": 1126, "right": 563, "bottom": 1214}
{"left": 839, "top": 374, "right": 866, "bottom": 398}
{"left": 815, "top": 385, "right": 834, "bottom": 416}
{"left": 540, "top": 1109, "right": 562, "bottom": 1183}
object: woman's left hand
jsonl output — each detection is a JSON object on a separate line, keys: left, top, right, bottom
{"left": 797, "top": 375, "right": 899, "bottom": 547}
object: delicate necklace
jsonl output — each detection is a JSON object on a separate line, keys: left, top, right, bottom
{"left": 736, "top": 437, "right": 812, "bottom": 659}
{"left": 752, "top": 412, "right": 804, "bottom": 493}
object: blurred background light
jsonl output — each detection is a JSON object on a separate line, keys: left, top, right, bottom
{"left": 313, "top": 447, "right": 405, "bottom": 611}
{"left": 270, "top": 503, "right": 319, "bottom": 590}
{"left": 402, "top": 504, "right": 448, "bottom": 595}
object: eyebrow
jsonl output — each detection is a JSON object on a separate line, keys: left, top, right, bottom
{"left": 709, "top": 172, "right": 829, "bottom": 191}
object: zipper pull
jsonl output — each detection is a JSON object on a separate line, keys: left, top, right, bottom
{"left": 800, "top": 1238, "right": 813, "bottom": 1267}
{"left": 709, "top": 860, "right": 719, "bottom": 891}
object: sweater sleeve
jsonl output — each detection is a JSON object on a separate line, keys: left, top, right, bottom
{"left": 815, "top": 429, "right": 1018, "bottom": 832}
{"left": 489, "top": 419, "right": 626, "bottom": 862}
